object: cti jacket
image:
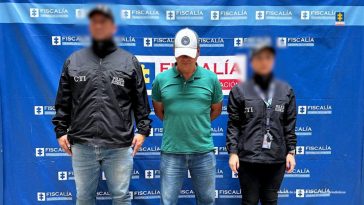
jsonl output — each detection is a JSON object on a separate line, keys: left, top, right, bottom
{"left": 52, "top": 47, "right": 151, "bottom": 148}
{"left": 226, "top": 79, "right": 297, "bottom": 163}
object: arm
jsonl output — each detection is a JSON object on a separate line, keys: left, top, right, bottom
{"left": 211, "top": 76, "right": 223, "bottom": 121}
{"left": 284, "top": 88, "right": 297, "bottom": 173}
{"left": 153, "top": 101, "right": 164, "bottom": 121}
{"left": 284, "top": 88, "right": 297, "bottom": 153}
{"left": 131, "top": 57, "right": 152, "bottom": 156}
{"left": 52, "top": 59, "right": 72, "bottom": 155}
{"left": 226, "top": 86, "right": 242, "bottom": 155}
{"left": 210, "top": 102, "right": 222, "bottom": 121}
{"left": 151, "top": 75, "right": 164, "bottom": 121}
{"left": 226, "top": 86, "right": 243, "bottom": 173}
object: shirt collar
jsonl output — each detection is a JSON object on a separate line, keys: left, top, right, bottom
{"left": 173, "top": 63, "right": 201, "bottom": 80}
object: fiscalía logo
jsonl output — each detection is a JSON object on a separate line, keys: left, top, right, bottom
{"left": 234, "top": 36, "right": 271, "bottom": 48}
{"left": 143, "top": 37, "right": 174, "bottom": 47}
{"left": 298, "top": 105, "right": 332, "bottom": 115}
{"left": 296, "top": 188, "right": 331, "bottom": 198}
{"left": 216, "top": 189, "right": 242, "bottom": 199}
{"left": 166, "top": 9, "right": 203, "bottom": 20}
{"left": 211, "top": 10, "right": 248, "bottom": 20}
{"left": 51, "top": 35, "right": 89, "bottom": 46}
{"left": 29, "top": 8, "right": 69, "bottom": 18}
{"left": 34, "top": 105, "right": 55, "bottom": 115}
{"left": 256, "top": 10, "right": 292, "bottom": 20}
{"left": 277, "top": 37, "right": 315, "bottom": 47}
{"left": 296, "top": 145, "right": 332, "bottom": 155}
{"left": 121, "top": 9, "right": 159, "bottom": 20}
{"left": 58, "top": 171, "right": 74, "bottom": 180}
{"left": 37, "top": 192, "right": 72, "bottom": 201}
{"left": 300, "top": 10, "right": 337, "bottom": 21}
{"left": 132, "top": 190, "right": 160, "bottom": 200}
{"left": 150, "top": 127, "right": 163, "bottom": 137}
{"left": 145, "top": 169, "right": 160, "bottom": 179}
{"left": 35, "top": 147, "right": 68, "bottom": 157}
{"left": 199, "top": 38, "right": 224, "bottom": 48}
{"left": 285, "top": 167, "right": 311, "bottom": 178}
{"left": 214, "top": 146, "right": 228, "bottom": 155}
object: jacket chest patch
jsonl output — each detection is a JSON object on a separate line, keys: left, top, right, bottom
{"left": 244, "top": 107, "right": 254, "bottom": 113}
{"left": 73, "top": 76, "right": 86, "bottom": 82}
{"left": 111, "top": 77, "right": 125, "bottom": 87}
{"left": 275, "top": 104, "right": 285, "bottom": 112}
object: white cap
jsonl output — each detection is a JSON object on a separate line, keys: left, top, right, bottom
{"left": 174, "top": 28, "right": 199, "bottom": 58}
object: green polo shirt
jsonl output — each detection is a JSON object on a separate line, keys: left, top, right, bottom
{"left": 152, "top": 65, "right": 223, "bottom": 154}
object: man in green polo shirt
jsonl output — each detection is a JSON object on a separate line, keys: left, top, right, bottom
{"left": 152, "top": 28, "right": 223, "bottom": 205}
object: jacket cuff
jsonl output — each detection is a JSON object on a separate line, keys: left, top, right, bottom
{"left": 287, "top": 145, "right": 296, "bottom": 152}
{"left": 228, "top": 147, "right": 239, "bottom": 155}
{"left": 56, "top": 130, "right": 67, "bottom": 139}
{"left": 136, "top": 129, "right": 151, "bottom": 137}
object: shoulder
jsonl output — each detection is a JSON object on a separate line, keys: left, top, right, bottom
{"left": 229, "top": 82, "right": 245, "bottom": 98}
{"left": 155, "top": 68, "right": 175, "bottom": 82}
{"left": 274, "top": 79, "right": 294, "bottom": 93}
{"left": 69, "top": 47, "right": 93, "bottom": 59}
{"left": 114, "top": 48, "right": 137, "bottom": 65}
{"left": 199, "top": 66, "right": 218, "bottom": 79}
{"left": 115, "top": 47, "right": 134, "bottom": 59}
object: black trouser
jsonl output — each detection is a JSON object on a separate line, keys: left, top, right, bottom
{"left": 238, "top": 161, "right": 286, "bottom": 205}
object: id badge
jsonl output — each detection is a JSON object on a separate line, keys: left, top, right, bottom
{"left": 262, "top": 132, "right": 273, "bottom": 149}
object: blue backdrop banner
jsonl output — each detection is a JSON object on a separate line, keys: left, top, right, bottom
{"left": 0, "top": 1, "right": 364, "bottom": 205}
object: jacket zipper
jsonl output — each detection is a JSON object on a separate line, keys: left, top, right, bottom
{"left": 95, "top": 58, "right": 102, "bottom": 141}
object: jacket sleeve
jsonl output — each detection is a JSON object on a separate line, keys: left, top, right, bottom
{"left": 131, "top": 56, "right": 152, "bottom": 136}
{"left": 284, "top": 88, "right": 297, "bottom": 152}
{"left": 52, "top": 59, "right": 72, "bottom": 138}
{"left": 226, "top": 86, "right": 243, "bottom": 154}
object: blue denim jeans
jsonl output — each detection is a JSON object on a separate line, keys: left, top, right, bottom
{"left": 71, "top": 143, "right": 133, "bottom": 205}
{"left": 160, "top": 151, "right": 216, "bottom": 205}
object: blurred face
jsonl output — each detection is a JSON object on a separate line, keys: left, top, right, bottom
{"left": 175, "top": 48, "right": 200, "bottom": 67}
{"left": 251, "top": 49, "right": 275, "bottom": 76}
{"left": 89, "top": 13, "right": 116, "bottom": 40}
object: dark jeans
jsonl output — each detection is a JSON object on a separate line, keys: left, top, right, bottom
{"left": 238, "top": 162, "right": 285, "bottom": 205}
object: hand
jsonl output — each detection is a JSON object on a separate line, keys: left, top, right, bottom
{"left": 131, "top": 134, "right": 146, "bottom": 157}
{"left": 286, "top": 154, "right": 296, "bottom": 173}
{"left": 229, "top": 153, "right": 240, "bottom": 174}
{"left": 57, "top": 135, "right": 72, "bottom": 156}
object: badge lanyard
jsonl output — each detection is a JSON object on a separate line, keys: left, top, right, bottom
{"left": 254, "top": 83, "right": 275, "bottom": 149}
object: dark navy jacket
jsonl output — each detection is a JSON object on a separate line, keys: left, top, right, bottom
{"left": 52, "top": 47, "right": 151, "bottom": 148}
{"left": 226, "top": 79, "right": 297, "bottom": 163}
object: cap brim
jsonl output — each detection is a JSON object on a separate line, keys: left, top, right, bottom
{"left": 175, "top": 48, "right": 197, "bottom": 58}
{"left": 250, "top": 46, "right": 276, "bottom": 59}
{"left": 88, "top": 10, "right": 114, "bottom": 21}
